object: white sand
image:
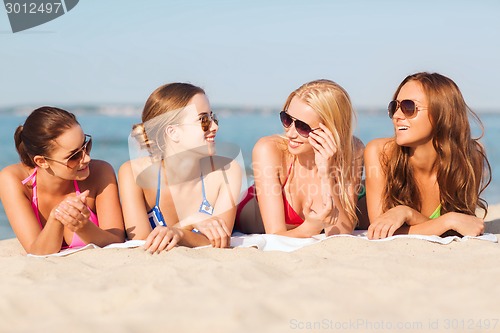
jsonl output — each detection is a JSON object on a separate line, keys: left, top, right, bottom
{"left": 1, "top": 207, "right": 500, "bottom": 333}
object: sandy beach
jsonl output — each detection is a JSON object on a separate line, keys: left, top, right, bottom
{"left": 1, "top": 207, "right": 500, "bottom": 333}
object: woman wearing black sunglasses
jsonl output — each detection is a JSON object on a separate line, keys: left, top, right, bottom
{"left": 118, "top": 83, "right": 242, "bottom": 253}
{"left": 236, "top": 79, "right": 366, "bottom": 237}
{"left": 365, "top": 72, "right": 491, "bottom": 239}
{"left": 0, "top": 106, "right": 125, "bottom": 255}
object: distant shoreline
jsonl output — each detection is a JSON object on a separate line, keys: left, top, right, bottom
{"left": 1, "top": 104, "right": 500, "bottom": 117}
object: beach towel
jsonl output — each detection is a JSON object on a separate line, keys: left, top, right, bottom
{"left": 27, "top": 231, "right": 498, "bottom": 257}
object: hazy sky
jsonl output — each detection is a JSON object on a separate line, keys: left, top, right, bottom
{"left": 1, "top": 0, "right": 499, "bottom": 110}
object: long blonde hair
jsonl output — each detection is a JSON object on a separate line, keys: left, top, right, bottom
{"left": 283, "top": 79, "right": 358, "bottom": 222}
{"left": 382, "top": 72, "right": 491, "bottom": 216}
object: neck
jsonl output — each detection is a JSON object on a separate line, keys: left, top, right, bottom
{"left": 408, "top": 140, "right": 437, "bottom": 174}
{"left": 35, "top": 167, "right": 75, "bottom": 194}
{"left": 296, "top": 150, "right": 316, "bottom": 170}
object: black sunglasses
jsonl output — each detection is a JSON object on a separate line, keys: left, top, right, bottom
{"left": 280, "top": 111, "right": 319, "bottom": 138}
{"left": 44, "top": 134, "right": 93, "bottom": 169}
{"left": 388, "top": 100, "right": 427, "bottom": 119}
{"left": 199, "top": 112, "right": 218, "bottom": 132}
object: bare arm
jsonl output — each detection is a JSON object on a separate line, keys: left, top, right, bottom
{"left": 70, "top": 160, "right": 125, "bottom": 246}
{"left": 253, "top": 136, "right": 295, "bottom": 235}
{"left": 0, "top": 165, "right": 64, "bottom": 255}
{"left": 118, "top": 160, "right": 153, "bottom": 240}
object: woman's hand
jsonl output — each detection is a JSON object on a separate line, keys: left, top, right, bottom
{"left": 144, "top": 226, "right": 183, "bottom": 253}
{"left": 446, "top": 212, "right": 485, "bottom": 236}
{"left": 53, "top": 190, "right": 91, "bottom": 232}
{"left": 193, "top": 217, "right": 231, "bottom": 248}
{"left": 303, "top": 195, "right": 336, "bottom": 231}
{"left": 367, "top": 206, "right": 410, "bottom": 239}
{"left": 308, "top": 123, "right": 337, "bottom": 179}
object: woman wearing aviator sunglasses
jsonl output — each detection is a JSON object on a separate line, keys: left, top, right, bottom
{"left": 365, "top": 72, "right": 491, "bottom": 239}
{"left": 236, "top": 79, "right": 366, "bottom": 237}
{"left": 118, "top": 83, "right": 242, "bottom": 253}
{"left": 0, "top": 106, "right": 125, "bottom": 255}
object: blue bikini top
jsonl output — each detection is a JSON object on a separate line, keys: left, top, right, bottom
{"left": 147, "top": 166, "right": 214, "bottom": 230}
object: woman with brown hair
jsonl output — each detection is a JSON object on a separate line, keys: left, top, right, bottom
{"left": 365, "top": 72, "right": 491, "bottom": 239}
{"left": 0, "top": 106, "right": 125, "bottom": 254}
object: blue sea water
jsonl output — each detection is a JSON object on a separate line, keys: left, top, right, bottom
{"left": 1, "top": 108, "right": 499, "bottom": 240}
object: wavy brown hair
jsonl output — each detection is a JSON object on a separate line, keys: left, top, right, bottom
{"left": 382, "top": 72, "right": 491, "bottom": 217}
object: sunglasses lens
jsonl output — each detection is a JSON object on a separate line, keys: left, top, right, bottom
{"left": 280, "top": 111, "right": 293, "bottom": 128}
{"left": 388, "top": 101, "right": 397, "bottom": 118}
{"left": 67, "top": 136, "right": 92, "bottom": 168}
{"left": 400, "top": 100, "right": 416, "bottom": 117}
{"left": 200, "top": 115, "right": 210, "bottom": 131}
{"left": 294, "top": 120, "right": 313, "bottom": 138}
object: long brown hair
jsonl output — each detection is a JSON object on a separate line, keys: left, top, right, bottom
{"left": 382, "top": 72, "right": 491, "bottom": 216}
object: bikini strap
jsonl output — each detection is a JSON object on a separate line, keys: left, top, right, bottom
{"left": 200, "top": 173, "right": 207, "bottom": 201}
{"left": 282, "top": 158, "right": 295, "bottom": 185}
{"left": 199, "top": 172, "right": 214, "bottom": 215}
{"left": 21, "top": 167, "right": 37, "bottom": 185}
{"left": 155, "top": 165, "right": 162, "bottom": 206}
{"left": 73, "top": 180, "right": 81, "bottom": 194}
{"left": 21, "top": 167, "right": 41, "bottom": 227}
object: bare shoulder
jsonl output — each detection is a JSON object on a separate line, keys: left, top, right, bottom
{"left": 352, "top": 136, "right": 365, "bottom": 160}
{"left": 253, "top": 135, "right": 286, "bottom": 160}
{"left": 89, "top": 159, "right": 116, "bottom": 176}
{"left": 0, "top": 163, "right": 28, "bottom": 184}
{"left": 118, "top": 160, "right": 132, "bottom": 177}
{"left": 365, "top": 138, "right": 392, "bottom": 156}
{"left": 85, "top": 160, "right": 118, "bottom": 189}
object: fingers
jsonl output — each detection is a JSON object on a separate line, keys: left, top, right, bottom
{"left": 53, "top": 198, "right": 90, "bottom": 231}
{"left": 197, "top": 218, "right": 231, "bottom": 248}
{"left": 78, "top": 190, "right": 90, "bottom": 203}
{"left": 144, "top": 226, "right": 181, "bottom": 254}
{"left": 308, "top": 123, "right": 337, "bottom": 156}
{"left": 367, "top": 222, "right": 395, "bottom": 240}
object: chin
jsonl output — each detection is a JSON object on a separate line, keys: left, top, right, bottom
{"left": 207, "top": 142, "right": 216, "bottom": 156}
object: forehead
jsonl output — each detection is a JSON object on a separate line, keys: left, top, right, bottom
{"left": 51, "top": 126, "right": 85, "bottom": 154}
{"left": 397, "top": 80, "right": 427, "bottom": 103}
{"left": 186, "top": 93, "right": 210, "bottom": 115}
{"left": 287, "top": 96, "right": 320, "bottom": 123}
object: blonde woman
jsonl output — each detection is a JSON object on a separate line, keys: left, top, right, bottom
{"left": 365, "top": 72, "right": 491, "bottom": 239}
{"left": 237, "top": 79, "right": 366, "bottom": 237}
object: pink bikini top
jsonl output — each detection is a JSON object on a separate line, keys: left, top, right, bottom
{"left": 22, "top": 167, "right": 99, "bottom": 248}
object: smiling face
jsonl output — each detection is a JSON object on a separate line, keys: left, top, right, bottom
{"left": 392, "top": 80, "right": 433, "bottom": 148}
{"left": 44, "top": 125, "right": 91, "bottom": 180}
{"left": 176, "top": 93, "right": 218, "bottom": 155}
{"left": 284, "top": 96, "right": 321, "bottom": 155}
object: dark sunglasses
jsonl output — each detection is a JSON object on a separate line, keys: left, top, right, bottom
{"left": 199, "top": 112, "right": 218, "bottom": 132}
{"left": 280, "top": 111, "right": 319, "bottom": 138}
{"left": 388, "top": 99, "right": 427, "bottom": 119}
{"left": 44, "top": 134, "right": 93, "bottom": 169}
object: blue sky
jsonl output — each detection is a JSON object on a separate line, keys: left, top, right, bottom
{"left": 1, "top": 0, "right": 499, "bottom": 110}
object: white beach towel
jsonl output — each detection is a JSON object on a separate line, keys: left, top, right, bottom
{"left": 229, "top": 231, "right": 498, "bottom": 252}
{"left": 27, "top": 232, "right": 497, "bottom": 257}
